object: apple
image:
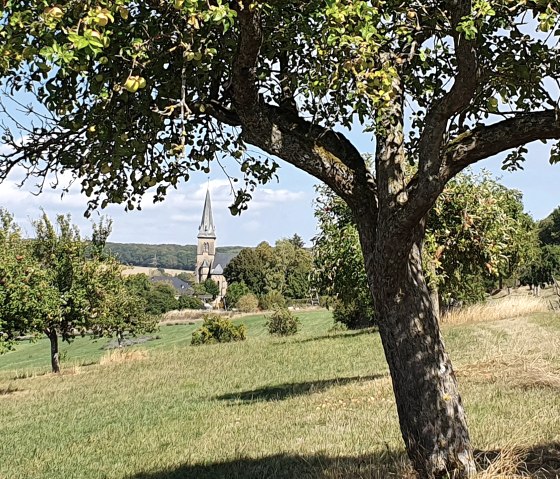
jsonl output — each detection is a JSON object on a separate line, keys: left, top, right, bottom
{"left": 44, "top": 6, "right": 64, "bottom": 21}
{"left": 124, "top": 77, "right": 139, "bottom": 93}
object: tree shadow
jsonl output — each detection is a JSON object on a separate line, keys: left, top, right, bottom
{"left": 127, "top": 450, "right": 409, "bottom": 479}
{"left": 126, "top": 442, "right": 560, "bottom": 479}
{"left": 215, "top": 374, "right": 386, "bottom": 403}
{"left": 273, "top": 328, "right": 377, "bottom": 347}
{"left": 0, "top": 385, "right": 23, "bottom": 396}
{"left": 475, "top": 442, "right": 560, "bottom": 478}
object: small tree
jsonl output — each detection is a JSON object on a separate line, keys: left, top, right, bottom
{"left": 146, "top": 283, "right": 179, "bottom": 315}
{"left": 191, "top": 314, "right": 247, "bottom": 345}
{"left": 236, "top": 293, "right": 259, "bottom": 313}
{"left": 224, "top": 281, "right": 251, "bottom": 309}
{"left": 178, "top": 295, "right": 204, "bottom": 310}
{"left": 203, "top": 278, "right": 220, "bottom": 299}
{"left": 266, "top": 308, "right": 300, "bottom": 336}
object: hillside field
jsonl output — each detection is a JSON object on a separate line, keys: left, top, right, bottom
{"left": 1, "top": 309, "right": 560, "bottom": 478}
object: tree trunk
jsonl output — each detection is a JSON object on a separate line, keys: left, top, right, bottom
{"left": 47, "top": 330, "right": 61, "bottom": 374}
{"left": 358, "top": 218, "right": 476, "bottom": 479}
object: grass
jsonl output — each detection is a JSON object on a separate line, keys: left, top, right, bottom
{"left": 442, "top": 294, "right": 549, "bottom": 325}
{"left": 1, "top": 308, "right": 559, "bottom": 478}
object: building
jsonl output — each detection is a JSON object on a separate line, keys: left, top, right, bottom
{"left": 194, "top": 189, "right": 236, "bottom": 305}
{"left": 149, "top": 275, "right": 194, "bottom": 298}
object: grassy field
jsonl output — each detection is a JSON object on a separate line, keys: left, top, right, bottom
{"left": 1, "top": 306, "right": 560, "bottom": 478}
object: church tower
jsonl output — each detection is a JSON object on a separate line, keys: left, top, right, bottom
{"left": 195, "top": 189, "right": 216, "bottom": 283}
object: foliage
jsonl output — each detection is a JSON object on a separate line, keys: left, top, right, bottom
{"left": 224, "top": 240, "right": 312, "bottom": 299}
{"left": 177, "top": 272, "right": 196, "bottom": 284}
{"left": 191, "top": 314, "right": 246, "bottom": 345}
{"left": 106, "top": 243, "right": 243, "bottom": 271}
{"left": 538, "top": 207, "right": 560, "bottom": 246}
{"left": 145, "top": 283, "right": 178, "bottom": 315}
{"left": 313, "top": 172, "right": 537, "bottom": 312}
{"left": 423, "top": 172, "right": 536, "bottom": 304}
{"left": 223, "top": 281, "right": 251, "bottom": 309}
{"left": 203, "top": 278, "right": 220, "bottom": 299}
{"left": 327, "top": 322, "right": 348, "bottom": 334}
{"left": 332, "top": 300, "right": 375, "bottom": 330}
{"left": 235, "top": 293, "right": 259, "bottom": 313}
{"left": 258, "top": 291, "right": 286, "bottom": 311}
{"left": 178, "top": 294, "right": 204, "bottom": 310}
{"left": 520, "top": 245, "right": 560, "bottom": 287}
{"left": 0, "top": 209, "right": 56, "bottom": 351}
{"left": 266, "top": 308, "right": 300, "bottom": 336}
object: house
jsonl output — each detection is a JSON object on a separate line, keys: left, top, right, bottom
{"left": 149, "top": 275, "right": 194, "bottom": 298}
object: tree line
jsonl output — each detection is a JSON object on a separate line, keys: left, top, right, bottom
{"left": 106, "top": 243, "right": 243, "bottom": 271}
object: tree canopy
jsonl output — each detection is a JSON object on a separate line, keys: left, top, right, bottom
{"left": 2, "top": 1, "right": 560, "bottom": 477}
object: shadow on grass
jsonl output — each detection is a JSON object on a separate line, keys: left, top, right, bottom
{"left": 216, "top": 374, "right": 386, "bottom": 403}
{"left": 127, "top": 443, "right": 560, "bottom": 479}
{"left": 0, "top": 385, "right": 23, "bottom": 396}
{"left": 128, "top": 450, "right": 409, "bottom": 479}
{"left": 475, "top": 442, "right": 560, "bottom": 478}
{"left": 273, "top": 328, "right": 377, "bottom": 346}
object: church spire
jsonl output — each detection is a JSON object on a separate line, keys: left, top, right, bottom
{"left": 198, "top": 188, "right": 216, "bottom": 239}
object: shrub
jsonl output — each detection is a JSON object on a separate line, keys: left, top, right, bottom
{"left": 191, "top": 314, "right": 247, "bottom": 345}
{"left": 259, "top": 290, "right": 286, "bottom": 310}
{"left": 266, "top": 308, "right": 300, "bottom": 336}
{"left": 236, "top": 293, "right": 259, "bottom": 313}
{"left": 332, "top": 299, "right": 374, "bottom": 329}
{"left": 178, "top": 295, "right": 204, "bottom": 310}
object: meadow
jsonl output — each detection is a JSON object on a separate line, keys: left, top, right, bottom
{"left": 1, "top": 306, "right": 559, "bottom": 478}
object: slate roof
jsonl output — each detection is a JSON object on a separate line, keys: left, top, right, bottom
{"left": 150, "top": 276, "right": 194, "bottom": 295}
{"left": 211, "top": 252, "right": 236, "bottom": 275}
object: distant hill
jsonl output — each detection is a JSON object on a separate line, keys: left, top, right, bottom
{"left": 106, "top": 243, "right": 244, "bottom": 271}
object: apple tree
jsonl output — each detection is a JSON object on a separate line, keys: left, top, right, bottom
{"left": 2, "top": 1, "right": 560, "bottom": 476}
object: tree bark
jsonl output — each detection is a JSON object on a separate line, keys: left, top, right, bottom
{"left": 357, "top": 217, "right": 476, "bottom": 479}
{"left": 47, "top": 330, "right": 61, "bottom": 374}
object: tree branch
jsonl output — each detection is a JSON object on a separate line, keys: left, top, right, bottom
{"left": 443, "top": 110, "right": 560, "bottom": 178}
{"left": 416, "top": 0, "right": 478, "bottom": 176}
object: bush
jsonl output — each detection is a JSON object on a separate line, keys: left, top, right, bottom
{"left": 178, "top": 295, "right": 204, "bottom": 310}
{"left": 258, "top": 290, "right": 286, "bottom": 310}
{"left": 332, "top": 300, "right": 374, "bottom": 329}
{"left": 191, "top": 314, "right": 247, "bottom": 345}
{"left": 236, "top": 293, "right": 259, "bottom": 312}
{"left": 266, "top": 308, "right": 300, "bottom": 336}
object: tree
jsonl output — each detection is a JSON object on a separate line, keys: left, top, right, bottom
{"left": 203, "top": 278, "right": 220, "bottom": 299}
{"left": 145, "top": 283, "right": 179, "bottom": 315}
{"left": 539, "top": 206, "right": 560, "bottom": 246}
{"left": 223, "top": 281, "right": 251, "bottom": 309}
{"left": 0, "top": 209, "right": 57, "bottom": 352}
{"left": 30, "top": 212, "right": 147, "bottom": 372}
{"left": 2, "top": 2, "right": 560, "bottom": 476}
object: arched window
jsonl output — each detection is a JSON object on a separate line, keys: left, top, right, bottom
{"left": 203, "top": 242, "right": 209, "bottom": 253}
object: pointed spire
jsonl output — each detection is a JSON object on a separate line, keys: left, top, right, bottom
{"left": 198, "top": 188, "right": 216, "bottom": 239}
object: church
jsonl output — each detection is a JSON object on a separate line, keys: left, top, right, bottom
{"left": 194, "top": 189, "right": 236, "bottom": 305}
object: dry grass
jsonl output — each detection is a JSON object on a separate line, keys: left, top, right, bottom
{"left": 99, "top": 349, "right": 148, "bottom": 365}
{"left": 443, "top": 296, "right": 549, "bottom": 325}
{"left": 160, "top": 309, "right": 234, "bottom": 324}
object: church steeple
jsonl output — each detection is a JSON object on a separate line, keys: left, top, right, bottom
{"left": 198, "top": 189, "right": 216, "bottom": 239}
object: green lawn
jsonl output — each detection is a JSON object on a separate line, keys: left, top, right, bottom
{"left": 1, "top": 309, "right": 559, "bottom": 479}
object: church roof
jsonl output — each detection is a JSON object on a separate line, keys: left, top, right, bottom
{"left": 198, "top": 189, "right": 216, "bottom": 239}
{"left": 210, "top": 252, "right": 236, "bottom": 276}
